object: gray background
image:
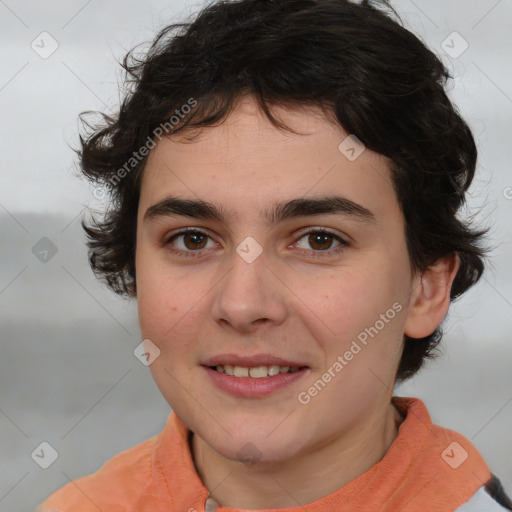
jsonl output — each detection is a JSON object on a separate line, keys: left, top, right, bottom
{"left": 1, "top": 1, "right": 511, "bottom": 511}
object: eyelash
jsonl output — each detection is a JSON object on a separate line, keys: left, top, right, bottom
{"left": 163, "top": 228, "right": 349, "bottom": 259}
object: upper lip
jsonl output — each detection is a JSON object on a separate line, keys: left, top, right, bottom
{"left": 202, "top": 353, "right": 308, "bottom": 368}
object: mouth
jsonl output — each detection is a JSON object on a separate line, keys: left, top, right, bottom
{"left": 201, "top": 355, "right": 310, "bottom": 398}
{"left": 207, "top": 364, "right": 308, "bottom": 378}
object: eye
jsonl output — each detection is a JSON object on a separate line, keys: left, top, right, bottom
{"left": 293, "top": 229, "right": 348, "bottom": 257}
{"left": 164, "top": 228, "right": 217, "bottom": 255}
{"left": 163, "top": 227, "right": 348, "bottom": 259}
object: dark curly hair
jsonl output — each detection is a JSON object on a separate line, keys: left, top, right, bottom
{"left": 78, "top": 0, "right": 488, "bottom": 381}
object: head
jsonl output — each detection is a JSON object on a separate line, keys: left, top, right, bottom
{"left": 79, "top": 0, "right": 487, "bottom": 463}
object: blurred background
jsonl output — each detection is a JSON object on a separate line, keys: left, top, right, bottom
{"left": 1, "top": 1, "right": 511, "bottom": 510}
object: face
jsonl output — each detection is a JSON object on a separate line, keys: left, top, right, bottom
{"left": 135, "top": 95, "right": 417, "bottom": 464}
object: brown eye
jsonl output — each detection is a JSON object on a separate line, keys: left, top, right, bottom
{"left": 182, "top": 231, "right": 208, "bottom": 250}
{"left": 165, "top": 229, "right": 215, "bottom": 253}
{"left": 294, "top": 229, "right": 348, "bottom": 257}
{"left": 307, "top": 232, "right": 334, "bottom": 250}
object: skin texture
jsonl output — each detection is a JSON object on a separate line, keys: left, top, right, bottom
{"left": 135, "top": 95, "right": 459, "bottom": 509}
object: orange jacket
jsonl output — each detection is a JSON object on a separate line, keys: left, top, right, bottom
{"left": 36, "top": 397, "right": 504, "bottom": 512}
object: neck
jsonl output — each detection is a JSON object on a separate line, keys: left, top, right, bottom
{"left": 191, "top": 400, "right": 402, "bottom": 510}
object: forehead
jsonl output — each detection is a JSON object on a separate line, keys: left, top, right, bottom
{"left": 138, "top": 96, "right": 399, "bottom": 224}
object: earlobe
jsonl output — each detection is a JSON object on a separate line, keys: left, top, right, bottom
{"left": 403, "top": 253, "right": 460, "bottom": 339}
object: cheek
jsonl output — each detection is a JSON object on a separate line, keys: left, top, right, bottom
{"left": 310, "top": 262, "right": 407, "bottom": 370}
{"left": 313, "top": 264, "right": 390, "bottom": 333}
{"left": 136, "top": 245, "right": 181, "bottom": 341}
{"left": 137, "top": 277, "right": 190, "bottom": 344}
{"left": 136, "top": 253, "right": 209, "bottom": 363}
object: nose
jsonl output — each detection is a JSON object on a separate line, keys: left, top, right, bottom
{"left": 210, "top": 245, "right": 288, "bottom": 334}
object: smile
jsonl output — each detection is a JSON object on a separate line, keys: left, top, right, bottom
{"left": 203, "top": 365, "right": 309, "bottom": 398}
{"left": 210, "top": 364, "right": 303, "bottom": 378}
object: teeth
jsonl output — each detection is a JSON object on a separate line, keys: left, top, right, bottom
{"left": 234, "top": 366, "right": 249, "bottom": 377}
{"left": 213, "top": 364, "right": 301, "bottom": 378}
{"left": 249, "top": 366, "right": 269, "bottom": 378}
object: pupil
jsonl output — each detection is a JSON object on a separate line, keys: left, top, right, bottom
{"left": 310, "top": 232, "right": 331, "bottom": 250}
{"left": 185, "top": 232, "right": 207, "bottom": 250}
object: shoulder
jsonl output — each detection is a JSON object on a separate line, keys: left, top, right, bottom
{"left": 36, "top": 435, "right": 158, "bottom": 512}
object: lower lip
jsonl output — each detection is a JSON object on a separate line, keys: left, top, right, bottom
{"left": 203, "top": 366, "right": 309, "bottom": 398}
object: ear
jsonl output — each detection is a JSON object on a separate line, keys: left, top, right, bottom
{"left": 403, "top": 253, "right": 460, "bottom": 338}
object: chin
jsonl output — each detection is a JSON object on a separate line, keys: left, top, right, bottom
{"left": 213, "top": 437, "right": 300, "bottom": 465}
{"left": 166, "top": 389, "right": 312, "bottom": 462}
{"left": 197, "top": 417, "right": 308, "bottom": 465}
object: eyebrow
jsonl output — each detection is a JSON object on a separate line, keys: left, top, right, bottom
{"left": 143, "top": 195, "right": 376, "bottom": 225}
